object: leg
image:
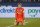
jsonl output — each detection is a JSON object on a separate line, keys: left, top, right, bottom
{"left": 16, "top": 22, "right": 19, "bottom": 25}
{"left": 21, "top": 21, "right": 24, "bottom": 24}
{"left": 14, "top": 19, "right": 19, "bottom": 25}
{"left": 21, "top": 21, "right": 26, "bottom": 25}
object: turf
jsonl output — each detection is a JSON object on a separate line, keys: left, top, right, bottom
{"left": 0, "top": 18, "right": 40, "bottom": 27}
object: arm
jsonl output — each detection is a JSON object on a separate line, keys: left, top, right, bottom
{"left": 22, "top": 8, "right": 24, "bottom": 19}
{"left": 15, "top": 8, "right": 17, "bottom": 19}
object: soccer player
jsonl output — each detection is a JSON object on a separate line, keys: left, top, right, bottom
{"left": 14, "top": 3, "right": 25, "bottom": 25}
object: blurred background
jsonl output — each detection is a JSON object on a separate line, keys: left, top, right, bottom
{"left": 0, "top": 0, "right": 40, "bottom": 3}
{"left": 0, "top": 0, "right": 40, "bottom": 7}
{"left": 0, "top": 0, "right": 40, "bottom": 27}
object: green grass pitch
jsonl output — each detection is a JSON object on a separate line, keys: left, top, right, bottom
{"left": 0, "top": 18, "right": 40, "bottom": 27}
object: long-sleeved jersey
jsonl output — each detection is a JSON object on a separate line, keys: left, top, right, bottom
{"left": 15, "top": 8, "right": 24, "bottom": 19}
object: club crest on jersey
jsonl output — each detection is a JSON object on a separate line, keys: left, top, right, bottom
{"left": 20, "top": 10, "right": 22, "bottom": 11}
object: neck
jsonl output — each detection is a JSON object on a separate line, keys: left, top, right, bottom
{"left": 19, "top": 8, "right": 21, "bottom": 9}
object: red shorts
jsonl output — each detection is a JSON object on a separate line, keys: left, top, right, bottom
{"left": 16, "top": 18, "right": 24, "bottom": 24}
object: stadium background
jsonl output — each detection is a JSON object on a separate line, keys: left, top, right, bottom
{"left": 0, "top": 0, "right": 40, "bottom": 18}
{"left": 0, "top": 0, "right": 40, "bottom": 27}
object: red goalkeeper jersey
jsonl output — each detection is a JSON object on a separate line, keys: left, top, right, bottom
{"left": 15, "top": 8, "right": 24, "bottom": 19}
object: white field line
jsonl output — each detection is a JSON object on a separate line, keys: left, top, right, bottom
{"left": 6, "top": 26, "right": 10, "bottom": 27}
{"left": 6, "top": 25, "right": 14, "bottom": 27}
{"left": 25, "top": 22, "right": 28, "bottom": 23}
{"left": 6, "top": 22, "right": 28, "bottom": 27}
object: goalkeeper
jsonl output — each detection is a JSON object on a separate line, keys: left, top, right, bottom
{"left": 14, "top": 3, "right": 25, "bottom": 25}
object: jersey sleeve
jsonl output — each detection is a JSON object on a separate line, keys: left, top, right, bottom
{"left": 15, "top": 8, "right": 17, "bottom": 18}
{"left": 22, "top": 8, "right": 24, "bottom": 18}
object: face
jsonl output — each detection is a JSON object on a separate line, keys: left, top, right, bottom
{"left": 18, "top": 4, "right": 22, "bottom": 8}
